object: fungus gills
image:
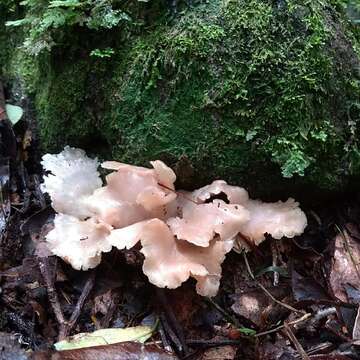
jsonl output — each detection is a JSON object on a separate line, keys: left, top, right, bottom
{"left": 41, "top": 147, "right": 307, "bottom": 297}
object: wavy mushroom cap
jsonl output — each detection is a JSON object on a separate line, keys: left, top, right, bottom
{"left": 238, "top": 198, "right": 308, "bottom": 246}
{"left": 167, "top": 200, "right": 250, "bottom": 247}
{"left": 46, "top": 214, "right": 112, "bottom": 271}
{"left": 192, "top": 180, "right": 249, "bottom": 204}
{"left": 41, "top": 146, "right": 102, "bottom": 219}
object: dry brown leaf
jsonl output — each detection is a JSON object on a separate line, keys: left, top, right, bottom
{"left": 329, "top": 224, "right": 360, "bottom": 302}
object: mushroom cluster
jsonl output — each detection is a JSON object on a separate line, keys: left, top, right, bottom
{"left": 41, "top": 147, "right": 307, "bottom": 297}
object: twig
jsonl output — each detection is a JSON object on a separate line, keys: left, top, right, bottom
{"left": 205, "top": 298, "right": 241, "bottom": 327}
{"left": 283, "top": 322, "right": 310, "bottom": 360}
{"left": 159, "top": 312, "right": 185, "bottom": 353}
{"left": 336, "top": 224, "right": 360, "bottom": 282}
{"left": 295, "top": 342, "right": 333, "bottom": 358}
{"left": 186, "top": 339, "right": 243, "bottom": 347}
{"left": 309, "top": 210, "right": 322, "bottom": 227}
{"left": 292, "top": 238, "right": 323, "bottom": 257}
{"left": 39, "top": 258, "right": 96, "bottom": 340}
{"left": 158, "top": 316, "right": 174, "bottom": 353}
{"left": 271, "top": 240, "right": 280, "bottom": 286}
{"left": 38, "top": 257, "right": 67, "bottom": 338}
{"left": 255, "top": 313, "right": 311, "bottom": 337}
{"left": 100, "top": 292, "right": 120, "bottom": 329}
{"left": 243, "top": 253, "right": 304, "bottom": 314}
{"left": 295, "top": 299, "right": 357, "bottom": 309}
{"left": 234, "top": 234, "right": 265, "bottom": 260}
{"left": 60, "top": 271, "right": 96, "bottom": 338}
{"left": 156, "top": 288, "right": 188, "bottom": 355}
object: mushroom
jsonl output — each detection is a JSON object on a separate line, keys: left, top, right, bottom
{"left": 85, "top": 160, "right": 177, "bottom": 228}
{"left": 41, "top": 146, "right": 102, "bottom": 219}
{"left": 167, "top": 200, "right": 250, "bottom": 247}
{"left": 41, "top": 147, "right": 308, "bottom": 297}
{"left": 191, "top": 180, "right": 307, "bottom": 248}
{"left": 141, "top": 219, "right": 234, "bottom": 297}
{"left": 101, "top": 160, "right": 176, "bottom": 211}
{"left": 192, "top": 180, "right": 249, "bottom": 204}
{"left": 238, "top": 198, "right": 308, "bottom": 247}
{"left": 107, "top": 218, "right": 233, "bottom": 297}
{"left": 46, "top": 214, "right": 112, "bottom": 271}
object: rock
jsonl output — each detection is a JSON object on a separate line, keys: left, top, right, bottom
{"left": 1, "top": 0, "right": 359, "bottom": 197}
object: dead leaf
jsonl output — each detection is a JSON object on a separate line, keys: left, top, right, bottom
{"left": 292, "top": 270, "right": 329, "bottom": 302}
{"left": 54, "top": 326, "right": 153, "bottom": 350}
{"left": 257, "top": 337, "right": 297, "bottom": 360}
{"left": 329, "top": 225, "right": 360, "bottom": 302}
{"left": 31, "top": 342, "right": 178, "bottom": 360}
{"left": 231, "top": 287, "right": 288, "bottom": 327}
{"left": 22, "top": 129, "right": 32, "bottom": 150}
{"left": 309, "top": 355, "right": 351, "bottom": 359}
{"left": 200, "top": 345, "right": 237, "bottom": 360}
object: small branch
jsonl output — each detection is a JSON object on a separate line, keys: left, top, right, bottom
{"left": 186, "top": 339, "right": 244, "bottom": 347}
{"left": 336, "top": 224, "right": 360, "bottom": 282}
{"left": 205, "top": 298, "right": 241, "bottom": 328}
{"left": 271, "top": 240, "right": 279, "bottom": 286}
{"left": 159, "top": 312, "right": 185, "bottom": 354}
{"left": 283, "top": 322, "right": 310, "bottom": 360}
{"left": 158, "top": 320, "right": 173, "bottom": 353}
{"left": 38, "top": 257, "right": 67, "bottom": 338}
{"left": 156, "top": 288, "right": 188, "bottom": 355}
{"left": 243, "top": 253, "right": 304, "bottom": 315}
{"left": 60, "top": 270, "right": 96, "bottom": 339}
{"left": 255, "top": 313, "right": 311, "bottom": 337}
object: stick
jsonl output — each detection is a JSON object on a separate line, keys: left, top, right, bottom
{"left": 38, "top": 257, "right": 67, "bottom": 338}
{"left": 60, "top": 271, "right": 96, "bottom": 338}
{"left": 243, "top": 253, "right": 304, "bottom": 314}
{"left": 283, "top": 322, "right": 310, "bottom": 360}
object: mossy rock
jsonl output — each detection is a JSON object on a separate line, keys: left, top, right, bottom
{"left": 3, "top": 0, "right": 360, "bottom": 197}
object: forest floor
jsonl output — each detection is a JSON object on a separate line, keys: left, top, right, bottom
{"left": 1, "top": 82, "right": 360, "bottom": 360}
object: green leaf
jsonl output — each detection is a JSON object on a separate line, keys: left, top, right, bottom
{"left": 54, "top": 326, "right": 153, "bottom": 351}
{"left": 49, "top": 0, "right": 82, "bottom": 8}
{"left": 5, "top": 18, "right": 29, "bottom": 27}
{"left": 238, "top": 327, "right": 256, "bottom": 336}
{"left": 5, "top": 104, "right": 23, "bottom": 125}
{"left": 255, "top": 265, "right": 289, "bottom": 278}
{"left": 245, "top": 129, "right": 257, "bottom": 141}
{"left": 90, "top": 47, "right": 115, "bottom": 58}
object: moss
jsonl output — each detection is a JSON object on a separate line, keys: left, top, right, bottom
{"left": 34, "top": 52, "right": 115, "bottom": 157}
{"left": 97, "top": 0, "right": 360, "bottom": 191}
{"left": 3, "top": 0, "right": 360, "bottom": 195}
